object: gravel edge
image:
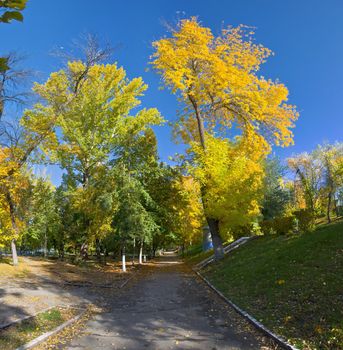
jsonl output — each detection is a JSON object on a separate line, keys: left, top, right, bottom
{"left": 15, "top": 307, "right": 87, "bottom": 350}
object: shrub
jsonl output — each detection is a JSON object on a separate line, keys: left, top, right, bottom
{"left": 293, "top": 209, "right": 315, "bottom": 232}
{"left": 260, "top": 216, "right": 295, "bottom": 235}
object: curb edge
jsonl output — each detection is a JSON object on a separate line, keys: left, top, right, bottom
{"left": 15, "top": 307, "right": 88, "bottom": 350}
{"left": 194, "top": 270, "right": 299, "bottom": 350}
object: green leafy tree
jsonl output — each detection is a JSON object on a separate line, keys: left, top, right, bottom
{"left": 22, "top": 61, "right": 163, "bottom": 251}
{"left": 262, "top": 157, "right": 290, "bottom": 220}
{"left": 22, "top": 176, "right": 60, "bottom": 256}
{"left": 112, "top": 168, "right": 158, "bottom": 271}
{"left": 314, "top": 143, "right": 343, "bottom": 222}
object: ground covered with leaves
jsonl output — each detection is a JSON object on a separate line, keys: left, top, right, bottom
{"left": 202, "top": 220, "right": 343, "bottom": 350}
{"left": 0, "top": 257, "right": 134, "bottom": 329}
{"left": 0, "top": 306, "right": 79, "bottom": 350}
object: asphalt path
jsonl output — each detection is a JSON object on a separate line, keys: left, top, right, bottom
{"left": 67, "top": 255, "right": 277, "bottom": 350}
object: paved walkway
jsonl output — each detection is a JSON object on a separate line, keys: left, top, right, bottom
{"left": 67, "top": 256, "right": 276, "bottom": 350}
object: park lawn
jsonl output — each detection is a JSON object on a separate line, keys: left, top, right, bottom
{"left": 0, "top": 257, "right": 31, "bottom": 278}
{"left": 0, "top": 307, "right": 78, "bottom": 350}
{"left": 184, "top": 239, "right": 237, "bottom": 265}
{"left": 0, "top": 256, "right": 133, "bottom": 286}
{"left": 202, "top": 220, "right": 343, "bottom": 350}
{"left": 183, "top": 244, "right": 214, "bottom": 265}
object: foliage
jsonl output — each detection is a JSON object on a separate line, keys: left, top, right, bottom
{"left": 0, "top": 0, "right": 27, "bottom": 72}
{"left": 151, "top": 17, "right": 298, "bottom": 150}
{"left": 0, "top": 0, "right": 27, "bottom": 24}
{"left": 0, "top": 147, "right": 31, "bottom": 247}
{"left": 112, "top": 168, "right": 158, "bottom": 247}
{"left": 287, "top": 142, "right": 343, "bottom": 222}
{"left": 151, "top": 17, "right": 298, "bottom": 258}
{"left": 260, "top": 216, "right": 295, "bottom": 235}
{"left": 189, "top": 135, "right": 264, "bottom": 240}
{"left": 21, "top": 61, "right": 163, "bottom": 252}
{"left": 22, "top": 177, "right": 61, "bottom": 251}
{"left": 22, "top": 61, "right": 163, "bottom": 174}
{"left": 262, "top": 157, "right": 291, "bottom": 220}
{"left": 293, "top": 209, "right": 315, "bottom": 232}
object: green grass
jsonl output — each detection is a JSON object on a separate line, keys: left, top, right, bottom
{"left": 202, "top": 220, "right": 343, "bottom": 350}
{"left": 0, "top": 307, "right": 74, "bottom": 350}
{"left": 182, "top": 243, "right": 214, "bottom": 265}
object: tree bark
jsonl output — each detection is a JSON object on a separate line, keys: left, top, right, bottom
{"left": 327, "top": 192, "right": 332, "bottom": 223}
{"left": 59, "top": 241, "right": 65, "bottom": 261}
{"left": 11, "top": 239, "right": 18, "bottom": 266}
{"left": 139, "top": 241, "right": 143, "bottom": 265}
{"left": 207, "top": 217, "right": 224, "bottom": 260}
{"left": 80, "top": 242, "right": 88, "bottom": 260}
{"left": 188, "top": 93, "right": 225, "bottom": 260}
{"left": 95, "top": 238, "right": 101, "bottom": 262}
{"left": 43, "top": 231, "right": 48, "bottom": 258}
{"left": 5, "top": 188, "right": 19, "bottom": 266}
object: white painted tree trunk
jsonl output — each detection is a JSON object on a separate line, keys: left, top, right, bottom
{"left": 139, "top": 242, "right": 143, "bottom": 264}
{"left": 122, "top": 252, "right": 126, "bottom": 272}
{"left": 11, "top": 239, "right": 18, "bottom": 266}
{"left": 143, "top": 254, "right": 146, "bottom": 263}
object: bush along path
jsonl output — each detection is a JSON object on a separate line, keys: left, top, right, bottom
{"left": 50, "top": 255, "right": 279, "bottom": 350}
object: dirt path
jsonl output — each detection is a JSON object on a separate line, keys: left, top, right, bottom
{"left": 66, "top": 256, "right": 278, "bottom": 350}
{"left": 0, "top": 257, "right": 131, "bottom": 328}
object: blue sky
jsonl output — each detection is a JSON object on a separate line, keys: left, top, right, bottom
{"left": 2, "top": 0, "right": 343, "bottom": 184}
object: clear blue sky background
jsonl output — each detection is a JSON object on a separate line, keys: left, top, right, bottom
{"left": 2, "top": 0, "right": 342, "bottom": 184}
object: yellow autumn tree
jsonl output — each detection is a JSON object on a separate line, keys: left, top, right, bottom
{"left": 189, "top": 135, "right": 264, "bottom": 240}
{"left": 151, "top": 18, "right": 298, "bottom": 259}
{"left": 0, "top": 147, "right": 30, "bottom": 264}
{"left": 174, "top": 175, "right": 203, "bottom": 248}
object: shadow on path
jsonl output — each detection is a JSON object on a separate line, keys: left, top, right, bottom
{"left": 65, "top": 254, "right": 279, "bottom": 350}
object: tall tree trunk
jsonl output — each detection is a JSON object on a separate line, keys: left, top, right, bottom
{"left": 80, "top": 242, "right": 88, "bottom": 260}
{"left": 188, "top": 93, "right": 224, "bottom": 260}
{"left": 139, "top": 241, "right": 143, "bottom": 265}
{"left": 11, "top": 239, "right": 18, "bottom": 266}
{"left": 327, "top": 191, "right": 332, "bottom": 223}
{"left": 207, "top": 217, "right": 224, "bottom": 260}
{"left": 59, "top": 241, "right": 65, "bottom": 261}
{"left": 95, "top": 238, "right": 101, "bottom": 262}
{"left": 5, "top": 188, "right": 19, "bottom": 266}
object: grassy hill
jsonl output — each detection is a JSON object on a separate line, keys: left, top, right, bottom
{"left": 201, "top": 220, "right": 343, "bottom": 349}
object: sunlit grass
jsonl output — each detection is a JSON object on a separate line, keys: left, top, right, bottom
{"left": 203, "top": 220, "right": 343, "bottom": 349}
{"left": 0, "top": 307, "right": 76, "bottom": 350}
{"left": 0, "top": 257, "right": 30, "bottom": 278}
